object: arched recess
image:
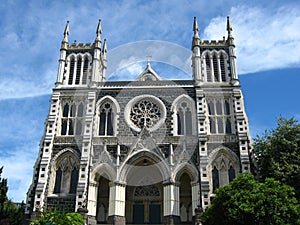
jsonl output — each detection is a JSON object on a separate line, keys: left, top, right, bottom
{"left": 171, "top": 94, "right": 197, "bottom": 136}
{"left": 88, "top": 163, "right": 116, "bottom": 221}
{"left": 48, "top": 148, "right": 80, "bottom": 196}
{"left": 208, "top": 146, "right": 240, "bottom": 193}
{"left": 94, "top": 96, "right": 120, "bottom": 136}
{"left": 119, "top": 150, "right": 168, "bottom": 224}
{"left": 174, "top": 163, "right": 198, "bottom": 221}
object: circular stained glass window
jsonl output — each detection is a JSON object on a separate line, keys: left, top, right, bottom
{"left": 124, "top": 95, "right": 166, "bottom": 132}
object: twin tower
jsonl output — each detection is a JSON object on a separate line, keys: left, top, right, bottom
{"left": 26, "top": 17, "right": 252, "bottom": 225}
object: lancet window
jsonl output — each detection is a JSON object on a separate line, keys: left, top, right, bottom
{"left": 203, "top": 51, "right": 228, "bottom": 83}
{"left": 61, "top": 102, "right": 85, "bottom": 136}
{"left": 53, "top": 153, "right": 79, "bottom": 194}
{"left": 172, "top": 96, "right": 196, "bottom": 136}
{"left": 98, "top": 101, "right": 115, "bottom": 136}
{"left": 207, "top": 98, "right": 233, "bottom": 134}
{"left": 210, "top": 151, "right": 238, "bottom": 193}
{"left": 66, "top": 54, "right": 90, "bottom": 85}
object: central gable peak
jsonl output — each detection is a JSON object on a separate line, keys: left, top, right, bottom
{"left": 136, "top": 62, "right": 162, "bottom": 81}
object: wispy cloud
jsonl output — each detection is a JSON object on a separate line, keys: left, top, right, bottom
{"left": 0, "top": 143, "right": 39, "bottom": 202}
{"left": 1, "top": 1, "right": 299, "bottom": 100}
{"left": 202, "top": 5, "right": 300, "bottom": 74}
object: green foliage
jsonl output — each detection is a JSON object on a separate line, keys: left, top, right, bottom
{"left": 0, "top": 167, "right": 25, "bottom": 224}
{"left": 30, "top": 210, "right": 84, "bottom": 225}
{"left": 253, "top": 117, "right": 300, "bottom": 198}
{"left": 0, "top": 166, "right": 8, "bottom": 218}
{"left": 201, "top": 173, "right": 300, "bottom": 225}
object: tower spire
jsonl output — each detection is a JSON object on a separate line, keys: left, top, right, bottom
{"left": 192, "top": 17, "right": 201, "bottom": 49}
{"left": 95, "top": 19, "right": 102, "bottom": 48}
{"left": 61, "top": 21, "right": 69, "bottom": 49}
{"left": 227, "top": 16, "right": 235, "bottom": 46}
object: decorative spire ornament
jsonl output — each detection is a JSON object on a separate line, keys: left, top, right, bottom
{"left": 95, "top": 19, "right": 102, "bottom": 48}
{"left": 61, "top": 21, "right": 69, "bottom": 49}
{"left": 227, "top": 16, "right": 235, "bottom": 46}
{"left": 192, "top": 17, "right": 201, "bottom": 48}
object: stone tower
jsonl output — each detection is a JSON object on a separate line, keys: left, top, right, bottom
{"left": 26, "top": 17, "right": 252, "bottom": 225}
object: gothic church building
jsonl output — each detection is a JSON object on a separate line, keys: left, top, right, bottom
{"left": 26, "top": 17, "right": 252, "bottom": 225}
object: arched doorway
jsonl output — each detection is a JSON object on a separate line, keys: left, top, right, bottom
{"left": 96, "top": 176, "right": 110, "bottom": 223}
{"left": 124, "top": 158, "right": 165, "bottom": 224}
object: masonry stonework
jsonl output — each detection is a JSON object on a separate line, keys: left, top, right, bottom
{"left": 26, "top": 17, "right": 252, "bottom": 225}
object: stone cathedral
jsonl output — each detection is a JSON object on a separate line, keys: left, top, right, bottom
{"left": 26, "top": 17, "right": 252, "bottom": 225}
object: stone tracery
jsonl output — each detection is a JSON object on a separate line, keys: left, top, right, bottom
{"left": 130, "top": 99, "right": 161, "bottom": 129}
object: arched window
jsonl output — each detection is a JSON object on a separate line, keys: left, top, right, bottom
{"left": 212, "top": 166, "right": 219, "bottom": 192}
{"left": 99, "top": 102, "right": 115, "bottom": 136}
{"left": 82, "top": 56, "right": 89, "bottom": 85}
{"left": 203, "top": 51, "right": 228, "bottom": 83}
{"left": 75, "top": 56, "right": 82, "bottom": 85}
{"left": 61, "top": 102, "right": 85, "bottom": 136}
{"left": 175, "top": 100, "right": 194, "bottom": 135}
{"left": 53, "top": 152, "right": 79, "bottom": 195}
{"left": 212, "top": 54, "right": 219, "bottom": 82}
{"left": 228, "top": 165, "right": 236, "bottom": 182}
{"left": 68, "top": 57, "right": 75, "bottom": 85}
{"left": 210, "top": 150, "right": 239, "bottom": 193}
{"left": 66, "top": 54, "right": 90, "bottom": 86}
{"left": 205, "top": 54, "right": 212, "bottom": 82}
{"left": 53, "top": 168, "right": 62, "bottom": 193}
{"left": 220, "top": 54, "right": 226, "bottom": 82}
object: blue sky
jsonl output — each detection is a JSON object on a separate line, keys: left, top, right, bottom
{"left": 0, "top": 0, "right": 300, "bottom": 202}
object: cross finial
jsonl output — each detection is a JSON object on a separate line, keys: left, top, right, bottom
{"left": 146, "top": 55, "right": 152, "bottom": 66}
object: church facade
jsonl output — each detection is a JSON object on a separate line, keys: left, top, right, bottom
{"left": 26, "top": 17, "right": 252, "bottom": 225}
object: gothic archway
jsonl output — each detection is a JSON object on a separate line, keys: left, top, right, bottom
{"left": 124, "top": 157, "right": 164, "bottom": 224}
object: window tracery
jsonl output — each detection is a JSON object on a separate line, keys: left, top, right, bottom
{"left": 53, "top": 153, "right": 79, "bottom": 194}
{"left": 210, "top": 151, "right": 238, "bottom": 192}
{"left": 172, "top": 96, "right": 196, "bottom": 136}
{"left": 177, "top": 101, "right": 192, "bottom": 135}
{"left": 124, "top": 95, "right": 166, "bottom": 132}
{"left": 130, "top": 100, "right": 161, "bottom": 130}
{"left": 99, "top": 102, "right": 115, "bottom": 136}
{"left": 134, "top": 184, "right": 160, "bottom": 197}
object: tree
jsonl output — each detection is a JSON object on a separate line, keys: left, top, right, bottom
{"left": 30, "top": 211, "right": 84, "bottom": 225}
{"left": 201, "top": 173, "right": 300, "bottom": 225}
{"left": 0, "top": 167, "right": 25, "bottom": 225}
{"left": 253, "top": 117, "right": 300, "bottom": 198}
{"left": 0, "top": 166, "right": 8, "bottom": 219}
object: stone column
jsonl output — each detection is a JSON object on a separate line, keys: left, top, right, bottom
{"left": 107, "top": 182, "right": 126, "bottom": 225}
{"left": 87, "top": 181, "right": 98, "bottom": 217}
{"left": 163, "top": 183, "right": 180, "bottom": 224}
{"left": 191, "top": 182, "right": 200, "bottom": 216}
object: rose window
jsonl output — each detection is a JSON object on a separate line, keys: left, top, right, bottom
{"left": 124, "top": 95, "right": 166, "bottom": 132}
{"left": 130, "top": 100, "right": 161, "bottom": 129}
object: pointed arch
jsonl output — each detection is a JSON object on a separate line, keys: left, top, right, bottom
{"left": 95, "top": 96, "right": 120, "bottom": 136}
{"left": 173, "top": 162, "right": 198, "bottom": 183}
{"left": 171, "top": 94, "right": 197, "bottom": 136}
{"left": 118, "top": 150, "right": 170, "bottom": 185}
{"left": 91, "top": 163, "right": 117, "bottom": 182}
{"left": 208, "top": 146, "right": 240, "bottom": 192}
{"left": 49, "top": 148, "right": 80, "bottom": 195}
